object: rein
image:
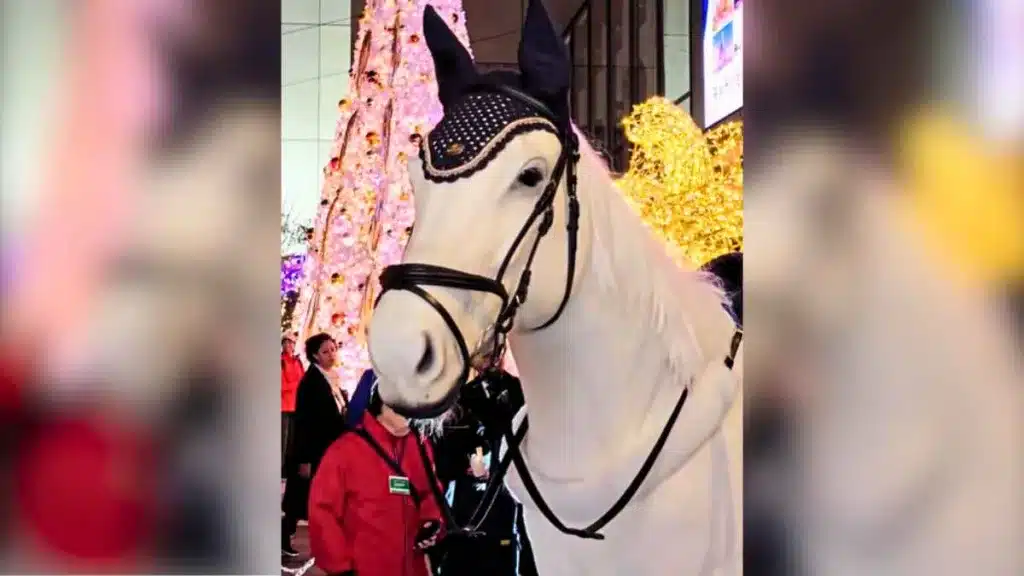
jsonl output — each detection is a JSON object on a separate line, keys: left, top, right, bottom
{"left": 377, "top": 84, "right": 741, "bottom": 541}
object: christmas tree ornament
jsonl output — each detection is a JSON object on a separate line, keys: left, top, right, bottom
{"left": 291, "top": 0, "right": 473, "bottom": 390}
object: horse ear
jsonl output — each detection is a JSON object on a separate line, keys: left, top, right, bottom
{"left": 517, "top": 0, "right": 570, "bottom": 102}
{"left": 424, "top": 6, "right": 476, "bottom": 110}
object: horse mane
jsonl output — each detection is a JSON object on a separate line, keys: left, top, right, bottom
{"left": 573, "top": 131, "right": 730, "bottom": 383}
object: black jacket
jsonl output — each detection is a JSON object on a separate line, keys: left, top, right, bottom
{"left": 430, "top": 373, "right": 538, "bottom": 576}
{"left": 701, "top": 251, "right": 743, "bottom": 327}
{"left": 282, "top": 365, "right": 346, "bottom": 520}
{"left": 292, "top": 365, "right": 346, "bottom": 468}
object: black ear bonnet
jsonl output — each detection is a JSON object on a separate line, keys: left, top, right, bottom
{"left": 420, "top": 1, "right": 571, "bottom": 183}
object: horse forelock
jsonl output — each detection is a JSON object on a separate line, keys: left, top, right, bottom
{"left": 573, "top": 132, "right": 731, "bottom": 382}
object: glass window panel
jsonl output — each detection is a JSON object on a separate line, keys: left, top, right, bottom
{"left": 663, "top": 33, "right": 691, "bottom": 103}
{"left": 613, "top": 64, "right": 631, "bottom": 171}
{"left": 281, "top": 9, "right": 353, "bottom": 244}
{"left": 589, "top": 0, "right": 608, "bottom": 142}
{"left": 638, "top": 0, "right": 661, "bottom": 73}
{"left": 589, "top": 66, "right": 607, "bottom": 151}
{"left": 572, "top": 10, "right": 590, "bottom": 131}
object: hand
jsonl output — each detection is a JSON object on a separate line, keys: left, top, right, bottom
{"left": 414, "top": 520, "right": 441, "bottom": 550}
{"left": 298, "top": 463, "right": 312, "bottom": 479}
{"left": 468, "top": 451, "right": 488, "bottom": 479}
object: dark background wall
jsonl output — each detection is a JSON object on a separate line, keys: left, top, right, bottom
{"left": 283, "top": 0, "right": 679, "bottom": 233}
{"left": 351, "top": 0, "right": 586, "bottom": 70}
{"left": 350, "top": 0, "right": 667, "bottom": 172}
{"left": 564, "top": 0, "right": 665, "bottom": 169}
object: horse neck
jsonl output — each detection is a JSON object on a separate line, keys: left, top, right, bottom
{"left": 508, "top": 149, "right": 730, "bottom": 479}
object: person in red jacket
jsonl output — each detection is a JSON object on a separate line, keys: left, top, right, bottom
{"left": 280, "top": 335, "right": 304, "bottom": 477}
{"left": 308, "top": 389, "right": 444, "bottom": 576}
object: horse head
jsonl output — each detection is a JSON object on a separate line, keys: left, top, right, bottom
{"left": 368, "top": 0, "right": 589, "bottom": 418}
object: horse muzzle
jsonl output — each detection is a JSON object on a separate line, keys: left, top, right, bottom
{"left": 384, "top": 384, "right": 463, "bottom": 420}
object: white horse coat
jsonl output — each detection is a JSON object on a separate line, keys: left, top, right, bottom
{"left": 501, "top": 139, "right": 743, "bottom": 576}
{"left": 367, "top": 2, "right": 743, "bottom": 574}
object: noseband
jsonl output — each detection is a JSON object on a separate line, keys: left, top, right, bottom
{"left": 378, "top": 84, "right": 581, "bottom": 397}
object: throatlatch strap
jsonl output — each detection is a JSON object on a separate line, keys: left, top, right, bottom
{"left": 534, "top": 135, "right": 580, "bottom": 331}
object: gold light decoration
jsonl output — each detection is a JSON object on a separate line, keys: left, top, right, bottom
{"left": 899, "top": 110, "right": 1023, "bottom": 286}
{"left": 615, "top": 97, "right": 743, "bottom": 266}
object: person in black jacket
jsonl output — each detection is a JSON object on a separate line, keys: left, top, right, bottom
{"left": 701, "top": 251, "right": 743, "bottom": 327}
{"left": 281, "top": 333, "right": 347, "bottom": 557}
{"left": 429, "top": 372, "right": 538, "bottom": 576}
{"left": 702, "top": 252, "right": 795, "bottom": 574}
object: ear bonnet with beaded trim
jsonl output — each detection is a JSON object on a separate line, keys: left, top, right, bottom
{"left": 421, "top": 89, "right": 560, "bottom": 182}
{"left": 420, "top": 1, "right": 572, "bottom": 183}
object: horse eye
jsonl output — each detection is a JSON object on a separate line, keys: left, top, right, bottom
{"left": 516, "top": 168, "right": 543, "bottom": 188}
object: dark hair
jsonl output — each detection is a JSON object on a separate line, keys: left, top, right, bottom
{"left": 304, "top": 333, "right": 333, "bottom": 365}
{"left": 701, "top": 252, "right": 743, "bottom": 327}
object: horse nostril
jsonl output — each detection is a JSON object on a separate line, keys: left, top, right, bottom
{"left": 415, "top": 332, "right": 436, "bottom": 376}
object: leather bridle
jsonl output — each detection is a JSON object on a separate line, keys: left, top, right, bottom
{"left": 378, "top": 84, "right": 743, "bottom": 541}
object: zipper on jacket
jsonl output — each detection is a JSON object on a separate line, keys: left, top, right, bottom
{"left": 392, "top": 438, "right": 412, "bottom": 576}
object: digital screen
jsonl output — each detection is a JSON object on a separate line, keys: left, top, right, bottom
{"left": 974, "top": 0, "right": 1023, "bottom": 139}
{"left": 702, "top": 0, "right": 743, "bottom": 127}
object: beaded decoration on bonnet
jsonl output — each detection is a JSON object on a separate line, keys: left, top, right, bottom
{"left": 421, "top": 91, "right": 558, "bottom": 183}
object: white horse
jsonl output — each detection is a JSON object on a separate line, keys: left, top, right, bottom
{"left": 367, "top": 1, "right": 743, "bottom": 574}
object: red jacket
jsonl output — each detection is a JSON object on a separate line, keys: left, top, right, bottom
{"left": 280, "top": 354, "right": 303, "bottom": 412}
{"left": 0, "top": 344, "right": 25, "bottom": 415}
{"left": 309, "top": 413, "right": 444, "bottom": 576}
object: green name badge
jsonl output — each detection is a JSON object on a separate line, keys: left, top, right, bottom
{"left": 388, "top": 475, "right": 411, "bottom": 495}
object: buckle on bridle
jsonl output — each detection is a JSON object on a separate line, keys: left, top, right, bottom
{"left": 495, "top": 287, "right": 525, "bottom": 334}
{"left": 724, "top": 330, "right": 743, "bottom": 370}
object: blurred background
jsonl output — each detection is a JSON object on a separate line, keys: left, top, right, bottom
{"left": 2, "top": 0, "right": 1020, "bottom": 574}
{"left": 2, "top": 0, "right": 281, "bottom": 573}
{"left": 744, "top": 0, "right": 1021, "bottom": 574}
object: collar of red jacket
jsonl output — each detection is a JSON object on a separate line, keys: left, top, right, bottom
{"left": 360, "top": 411, "right": 413, "bottom": 448}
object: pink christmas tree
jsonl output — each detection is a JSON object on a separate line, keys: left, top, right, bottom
{"left": 292, "top": 0, "right": 473, "bottom": 390}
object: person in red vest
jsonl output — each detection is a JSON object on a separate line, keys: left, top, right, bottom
{"left": 280, "top": 335, "right": 304, "bottom": 478}
{"left": 308, "top": 389, "right": 444, "bottom": 576}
